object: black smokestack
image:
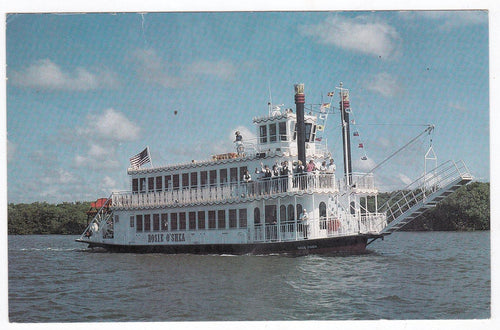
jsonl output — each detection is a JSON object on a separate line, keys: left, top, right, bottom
{"left": 294, "top": 83, "right": 306, "bottom": 166}
{"left": 340, "top": 85, "right": 353, "bottom": 185}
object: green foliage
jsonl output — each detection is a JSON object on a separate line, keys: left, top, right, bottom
{"left": 8, "top": 201, "right": 91, "bottom": 235}
{"left": 398, "top": 181, "right": 490, "bottom": 231}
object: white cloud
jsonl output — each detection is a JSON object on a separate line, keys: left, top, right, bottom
{"left": 41, "top": 168, "right": 78, "bottom": 185}
{"left": 365, "top": 72, "right": 402, "bottom": 97}
{"left": 352, "top": 157, "right": 376, "bottom": 172}
{"left": 80, "top": 108, "right": 141, "bottom": 142}
{"left": 414, "top": 11, "right": 487, "bottom": 30}
{"left": 9, "top": 59, "right": 120, "bottom": 91}
{"left": 132, "top": 48, "right": 240, "bottom": 88}
{"left": 301, "top": 15, "right": 400, "bottom": 58}
{"left": 397, "top": 173, "right": 413, "bottom": 185}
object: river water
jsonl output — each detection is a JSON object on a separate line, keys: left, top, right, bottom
{"left": 8, "top": 231, "right": 490, "bottom": 322}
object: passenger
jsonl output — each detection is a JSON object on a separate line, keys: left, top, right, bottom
{"left": 234, "top": 131, "right": 244, "bottom": 155}
{"left": 327, "top": 158, "right": 336, "bottom": 173}
{"left": 272, "top": 165, "right": 280, "bottom": 193}
{"left": 243, "top": 169, "right": 253, "bottom": 196}
{"left": 300, "top": 209, "right": 309, "bottom": 239}
{"left": 295, "top": 160, "right": 306, "bottom": 189}
{"left": 306, "top": 159, "right": 316, "bottom": 172}
{"left": 320, "top": 161, "right": 327, "bottom": 172}
{"left": 280, "top": 161, "right": 290, "bottom": 192}
{"left": 261, "top": 163, "right": 272, "bottom": 194}
{"left": 234, "top": 131, "right": 242, "bottom": 142}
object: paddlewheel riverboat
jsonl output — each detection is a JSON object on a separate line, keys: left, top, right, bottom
{"left": 76, "top": 83, "right": 472, "bottom": 254}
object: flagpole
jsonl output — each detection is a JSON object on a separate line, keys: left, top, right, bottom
{"left": 147, "top": 146, "right": 153, "bottom": 168}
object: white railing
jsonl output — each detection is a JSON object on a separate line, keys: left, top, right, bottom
{"left": 349, "top": 172, "right": 376, "bottom": 191}
{"left": 252, "top": 213, "right": 385, "bottom": 243}
{"left": 112, "top": 173, "right": 338, "bottom": 209}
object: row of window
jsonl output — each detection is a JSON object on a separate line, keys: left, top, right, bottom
{"left": 258, "top": 121, "right": 317, "bottom": 144}
{"left": 132, "top": 166, "right": 248, "bottom": 193}
{"left": 131, "top": 209, "right": 248, "bottom": 232}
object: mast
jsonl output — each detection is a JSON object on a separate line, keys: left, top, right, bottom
{"left": 339, "top": 83, "right": 353, "bottom": 185}
{"left": 294, "top": 83, "right": 306, "bottom": 166}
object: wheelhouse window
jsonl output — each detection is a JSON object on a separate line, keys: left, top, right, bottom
{"left": 220, "top": 169, "right": 228, "bottom": 185}
{"left": 139, "top": 178, "right": 146, "bottom": 193}
{"left": 259, "top": 125, "right": 267, "bottom": 143}
{"left": 230, "top": 167, "right": 238, "bottom": 184}
{"left": 319, "top": 202, "right": 327, "bottom": 230}
{"left": 239, "top": 166, "right": 248, "bottom": 182}
{"left": 269, "top": 123, "right": 277, "bottom": 142}
{"left": 254, "top": 207, "right": 261, "bottom": 225}
{"left": 279, "top": 121, "right": 287, "bottom": 141}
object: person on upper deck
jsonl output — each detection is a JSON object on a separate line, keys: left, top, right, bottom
{"left": 306, "top": 159, "right": 316, "bottom": 172}
{"left": 235, "top": 131, "right": 242, "bottom": 142}
{"left": 327, "top": 158, "right": 336, "bottom": 173}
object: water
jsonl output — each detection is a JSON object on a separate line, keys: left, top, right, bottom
{"left": 8, "top": 232, "right": 490, "bottom": 322}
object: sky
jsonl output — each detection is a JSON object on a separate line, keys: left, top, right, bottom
{"left": 4, "top": 9, "right": 490, "bottom": 203}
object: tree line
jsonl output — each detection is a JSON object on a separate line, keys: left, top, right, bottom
{"left": 7, "top": 181, "right": 489, "bottom": 235}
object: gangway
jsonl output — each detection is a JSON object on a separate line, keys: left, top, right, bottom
{"left": 378, "top": 160, "right": 472, "bottom": 234}
{"left": 77, "top": 194, "right": 114, "bottom": 241}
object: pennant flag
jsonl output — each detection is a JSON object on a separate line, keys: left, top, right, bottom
{"left": 358, "top": 143, "right": 364, "bottom": 148}
{"left": 315, "top": 137, "right": 323, "bottom": 141}
{"left": 351, "top": 119, "right": 356, "bottom": 124}
{"left": 353, "top": 131, "right": 359, "bottom": 137}
{"left": 130, "top": 147, "right": 151, "bottom": 169}
{"left": 319, "top": 114, "right": 327, "bottom": 120}
{"left": 321, "top": 103, "right": 330, "bottom": 108}
{"left": 361, "top": 156, "right": 367, "bottom": 160}
{"left": 327, "top": 91, "right": 334, "bottom": 97}
{"left": 317, "top": 125, "right": 324, "bottom": 131}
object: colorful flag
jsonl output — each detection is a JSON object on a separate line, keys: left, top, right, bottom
{"left": 358, "top": 143, "right": 364, "bottom": 148}
{"left": 353, "top": 131, "right": 359, "bottom": 137}
{"left": 351, "top": 119, "right": 356, "bottom": 124}
{"left": 130, "top": 147, "right": 151, "bottom": 168}
{"left": 327, "top": 91, "right": 334, "bottom": 97}
{"left": 315, "top": 137, "right": 322, "bottom": 141}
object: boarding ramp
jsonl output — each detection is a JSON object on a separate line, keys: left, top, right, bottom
{"left": 379, "top": 160, "right": 472, "bottom": 234}
{"left": 78, "top": 194, "right": 114, "bottom": 241}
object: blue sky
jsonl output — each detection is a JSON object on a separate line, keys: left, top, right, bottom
{"left": 5, "top": 10, "right": 489, "bottom": 203}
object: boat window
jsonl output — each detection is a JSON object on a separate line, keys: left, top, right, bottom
{"left": 182, "top": 173, "right": 189, "bottom": 189}
{"left": 259, "top": 125, "right": 267, "bottom": 143}
{"left": 153, "top": 214, "right": 160, "bottom": 231}
{"left": 148, "top": 177, "right": 154, "bottom": 192}
{"left": 292, "top": 121, "right": 297, "bottom": 141}
{"left": 179, "top": 212, "right": 186, "bottom": 230}
{"left": 287, "top": 204, "right": 295, "bottom": 221}
{"left": 350, "top": 201, "right": 356, "bottom": 215}
{"left": 218, "top": 210, "right": 226, "bottom": 229}
{"left": 304, "top": 123, "right": 312, "bottom": 142}
{"left": 139, "top": 178, "right": 146, "bottom": 193}
{"left": 209, "top": 170, "right": 217, "bottom": 187}
{"left": 208, "top": 211, "right": 216, "bottom": 229}
{"left": 190, "top": 172, "right": 198, "bottom": 189}
{"left": 136, "top": 215, "right": 143, "bottom": 232}
{"left": 310, "top": 124, "right": 317, "bottom": 142}
{"left": 230, "top": 167, "right": 238, "bottom": 184}
{"left": 229, "top": 209, "right": 237, "bottom": 228}
{"left": 279, "top": 122, "right": 287, "bottom": 141}
{"left": 269, "top": 123, "right": 277, "bottom": 142}
{"left": 130, "top": 216, "right": 134, "bottom": 228}
{"left": 165, "top": 175, "right": 171, "bottom": 190}
{"left": 265, "top": 205, "right": 277, "bottom": 224}
{"left": 189, "top": 212, "right": 196, "bottom": 230}
{"left": 319, "top": 202, "right": 327, "bottom": 219}
{"left": 254, "top": 207, "right": 261, "bottom": 224}
{"left": 161, "top": 213, "right": 169, "bottom": 231}
{"left": 239, "top": 209, "right": 247, "bottom": 228}
{"left": 220, "top": 169, "right": 228, "bottom": 184}
{"left": 132, "top": 178, "right": 138, "bottom": 193}
{"left": 156, "top": 176, "right": 163, "bottom": 192}
{"left": 144, "top": 214, "right": 151, "bottom": 231}
{"left": 296, "top": 204, "right": 303, "bottom": 219}
{"left": 200, "top": 171, "right": 208, "bottom": 187}
{"left": 173, "top": 174, "right": 180, "bottom": 190}
{"left": 171, "top": 213, "right": 178, "bottom": 231}
{"left": 198, "top": 211, "right": 206, "bottom": 229}
{"left": 280, "top": 205, "right": 287, "bottom": 222}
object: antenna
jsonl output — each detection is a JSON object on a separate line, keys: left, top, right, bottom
{"left": 268, "top": 81, "right": 273, "bottom": 116}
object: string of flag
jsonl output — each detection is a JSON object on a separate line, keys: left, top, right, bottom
{"left": 348, "top": 107, "right": 368, "bottom": 161}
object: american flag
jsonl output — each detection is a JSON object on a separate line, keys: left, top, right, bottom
{"left": 129, "top": 147, "right": 151, "bottom": 168}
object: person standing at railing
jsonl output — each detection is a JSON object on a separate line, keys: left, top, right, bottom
{"left": 261, "top": 163, "right": 272, "bottom": 194}
{"left": 327, "top": 158, "right": 336, "bottom": 173}
{"left": 272, "top": 165, "right": 280, "bottom": 193}
{"left": 300, "top": 209, "right": 309, "bottom": 239}
{"left": 280, "top": 161, "right": 290, "bottom": 192}
{"left": 294, "top": 160, "right": 305, "bottom": 189}
{"left": 243, "top": 169, "right": 252, "bottom": 195}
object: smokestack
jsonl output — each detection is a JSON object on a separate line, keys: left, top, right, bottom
{"left": 294, "top": 83, "right": 306, "bottom": 166}
{"left": 339, "top": 83, "right": 353, "bottom": 185}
